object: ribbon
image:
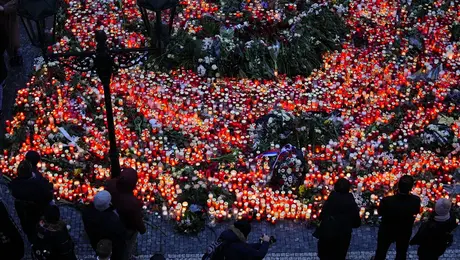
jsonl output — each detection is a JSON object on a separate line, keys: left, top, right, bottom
{"left": 58, "top": 127, "right": 85, "bottom": 154}
{"left": 258, "top": 144, "right": 296, "bottom": 184}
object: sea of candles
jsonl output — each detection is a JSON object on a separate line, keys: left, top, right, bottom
{"left": 0, "top": 0, "right": 460, "bottom": 225}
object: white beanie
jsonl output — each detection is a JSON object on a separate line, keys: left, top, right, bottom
{"left": 434, "top": 198, "right": 451, "bottom": 222}
{"left": 94, "top": 190, "right": 112, "bottom": 212}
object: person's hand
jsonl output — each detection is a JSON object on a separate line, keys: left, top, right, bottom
{"left": 262, "top": 234, "right": 270, "bottom": 242}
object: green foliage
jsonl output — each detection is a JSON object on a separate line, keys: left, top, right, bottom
{"left": 210, "top": 149, "right": 240, "bottom": 163}
{"left": 298, "top": 185, "right": 323, "bottom": 204}
{"left": 199, "top": 16, "right": 221, "bottom": 37}
{"left": 163, "top": 129, "right": 190, "bottom": 148}
{"left": 452, "top": 23, "right": 460, "bottom": 42}
{"left": 174, "top": 210, "right": 206, "bottom": 234}
{"left": 220, "top": 0, "right": 241, "bottom": 12}
{"left": 252, "top": 110, "right": 343, "bottom": 152}
{"left": 142, "top": 2, "right": 348, "bottom": 79}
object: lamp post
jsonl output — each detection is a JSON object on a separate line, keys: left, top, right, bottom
{"left": 137, "top": 0, "right": 179, "bottom": 51}
{"left": 17, "top": 0, "right": 59, "bottom": 53}
{"left": 17, "top": 0, "right": 173, "bottom": 177}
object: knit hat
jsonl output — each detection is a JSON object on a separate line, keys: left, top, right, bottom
{"left": 434, "top": 198, "right": 451, "bottom": 222}
{"left": 94, "top": 190, "right": 112, "bottom": 211}
{"left": 234, "top": 220, "right": 251, "bottom": 238}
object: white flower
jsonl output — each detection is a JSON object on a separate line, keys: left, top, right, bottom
{"left": 184, "top": 184, "right": 191, "bottom": 190}
{"left": 211, "top": 64, "right": 218, "bottom": 70}
{"left": 197, "top": 65, "right": 206, "bottom": 76}
{"left": 268, "top": 117, "right": 274, "bottom": 125}
{"left": 202, "top": 37, "right": 213, "bottom": 51}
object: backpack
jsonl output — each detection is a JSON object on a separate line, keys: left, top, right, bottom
{"left": 202, "top": 238, "right": 230, "bottom": 260}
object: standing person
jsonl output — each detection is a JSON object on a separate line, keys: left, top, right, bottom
{"left": 10, "top": 160, "right": 53, "bottom": 243}
{"left": 410, "top": 198, "right": 458, "bottom": 260}
{"left": 32, "top": 205, "right": 76, "bottom": 260}
{"left": 373, "top": 175, "right": 421, "bottom": 260}
{"left": 82, "top": 190, "right": 126, "bottom": 260}
{"left": 106, "top": 168, "right": 146, "bottom": 259}
{"left": 314, "top": 178, "right": 361, "bottom": 260}
{"left": 217, "top": 220, "right": 271, "bottom": 260}
{"left": 26, "top": 150, "right": 44, "bottom": 179}
{"left": 0, "top": 0, "right": 22, "bottom": 66}
{"left": 25, "top": 150, "right": 54, "bottom": 193}
{"left": 0, "top": 199, "right": 24, "bottom": 260}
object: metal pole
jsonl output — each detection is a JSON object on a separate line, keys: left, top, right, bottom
{"left": 94, "top": 31, "right": 121, "bottom": 178}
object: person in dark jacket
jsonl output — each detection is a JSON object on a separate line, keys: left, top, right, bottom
{"left": 106, "top": 168, "right": 146, "bottom": 259}
{"left": 218, "top": 220, "right": 270, "bottom": 260}
{"left": 373, "top": 175, "right": 421, "bottom": 260}
{"left": 315, "top": 178, "right": 361, "bottom": 260}
{"left": 82, "top": 190, "right": 126, "bottom": 260}
{"left": 0, "top": 199, "right": 24, "bottom": 260}
{"left": 410, "top": 198, "right": 458, "bottom": 260}
{"left": 33, "top": 205, "right": 76, "bottom": 260}
{"left": 26, "top": 150, "right": 43, "bottom": 179}
{"left": 10, "top": 160, "right": 53, "bottom": 243}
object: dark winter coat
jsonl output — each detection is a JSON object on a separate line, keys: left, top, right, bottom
{"left": 378, "top": 193, "right": 421, "bottom": 236}
{"left": 10, "top": 175, "right": 53, "bottom": 242}
{"left": 82, "top": 204, "right": 127, "bottom": 260}
{"left": 316, "top": 191, "right": 361, "bottom": 239}
{"left": 219, "top": 225, "right": 270, "bottom": 260}
{"left": 106, "top": 168, "right": 146, "bottom": 234}
{"left": 33, "top": 220, "right": 76, "bottom": 260}
{"left": 0, "top": 200, "right": 24, "bottom": 260}
{"left": 411, "top": 214, "right": 458, "bottom": 258}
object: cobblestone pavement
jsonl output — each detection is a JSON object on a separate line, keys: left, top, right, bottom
{"left": 1, "top": 19, "right": 460, "bottom": 260}
{"left": 1, "top": 181, "right": 459, "bottom": 259}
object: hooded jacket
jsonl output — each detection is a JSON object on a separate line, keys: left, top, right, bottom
{"left": 105, "top": 168, "right": 146, "bottom": 234}
{"left": 82, "top": 204, "right": 126, "bottom": 260}
{"left": 10, "top": 175, "right": 53, "bottom": 241}
{"left": 219, "top": 225, "right": 269, "bottom": 260}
